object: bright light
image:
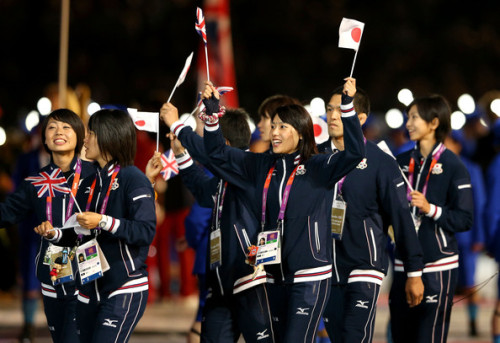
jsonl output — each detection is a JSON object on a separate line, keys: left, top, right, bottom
{"left": 309, "top": 97, "right": 325, "bottom": 117}
{"left": 179, "top": 113, "right": 197, "bottom": 131}
{"left": 490, "top": 99, "right": 500, "bottom": 117}
{"left": 480, "top": 118, "right": 488, "bottom": 127}
{"left": 385, "top": 108, "right": 404, "bottom": 129}
{"left": 451, "top": 111, "right": 466, "bottom": 130}
{"left": 25, "top": 110, "right": 40, "bottom": 131}
{"left": 457, "top": 94, "right": 475, "bottom": 114}
{"left": 397, "top": 88, "right": 413, "bottom": 106}
{"left": 88, "top": 102, "right": 101, "bottom": 116}
{"left": 37, "top": 97, "right": 52, "bottom": 115}
{"left": 247, "top": 118, "right": 256, "bottom": 134}
{"left": 0, "top": 127, "right": 6, "bottom": 146}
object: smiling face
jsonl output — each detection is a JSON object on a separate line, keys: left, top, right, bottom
{"left": 271, "top": 114, "right": 301, "bottom": 154}
{"left": 44, "top": 118, "right": 77, "bottom": 154}
{"left": 406, "top": 104, "right": 437, "bottom": 143}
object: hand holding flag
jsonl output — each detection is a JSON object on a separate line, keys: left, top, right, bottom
{"left": 195, "top": 7, "right": 210, "bottom": 81}
{"left": 338, "top": 18, "right": 365, "bottom": 77}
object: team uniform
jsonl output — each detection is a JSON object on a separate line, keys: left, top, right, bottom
{"left": 52, "top": 163, "right": 156, "bottom": 343}
{"left": 202, "top": 98, "right": 364, "bottom": 343}
{"left": 389, "top": 142, "right": 473, "bottom": 343}
{"left": 0, "top": 156, "right": 96, "bottom": 342}
{"left": 170, "top": 122, "right": 275, "bottom": 343}
{"left": 317, "top": 140, "right": 423, "bottom": 343}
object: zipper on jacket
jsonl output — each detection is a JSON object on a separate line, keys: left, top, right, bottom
{"left": 369, "top": 228, "right": 377, "bottom": 262}
{"left": 95, "top": 280, "right": 100, "bottom": 302}
{"left": 363, "top": 220, "right": 374, "bottom": 264}
{"left": 314, "top": 222, "right": 320, "bottom": 253}
{"left": 438, "top": 226, "right": 448, "bottom": 247}
{"left": 278, "top": 158, "right": 287, "bottom": 207}
{"left": 216, "top": 267, "right": 224, "bottom": 296}
{"left": 333, "top": 240, "right": 340, "bottom": 283}
{"left": 412, "top": 155, "right": 427, "bottom": 217}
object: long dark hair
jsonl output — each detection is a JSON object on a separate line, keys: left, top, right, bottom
{"left": 272, "top": 104, "right": 318, "bottom": 160}
{"left": 406, "top": 95, "right": 451, "bottom": 143}
{"left": 88, "top": 109, "right": 136, "bottom": 167}
{"left": 41, "top": 109, "right": 85, "bottom": 154}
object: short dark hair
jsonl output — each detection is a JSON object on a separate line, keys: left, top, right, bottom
{"left": 258, "top": 94, "right": 301, "bottom": 119}
{"left": 220, "top": 108, "right": 251, "bottom": 149}
{"left": 329, "top": 86, "right": 370, "bottom": 115}
{"left": 272, "top": 104, "right": 318, "bottom": 161}
{"left": 88, "top": 109, "right": 136, "bottom": 167}
{"left": 41, "top": 109, "right": 85, "bottom": 155}
{"left": 406, "top": 95, "right": 451, "bottom": 143}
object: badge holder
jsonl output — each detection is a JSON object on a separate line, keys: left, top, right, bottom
{"left": 331, "top": 196, "right": 347, "bottom": 240}
{"left": 209, "top": 229, "right": 222, "bottom": 270}
{"left": 255, "top": 230, "right": 281, "bottom": 266}
{"left": 49, "top": 247, "right": 75, "bottom": 285}
{"left": 76, "top": 238, "right": 105, "bottom": 285}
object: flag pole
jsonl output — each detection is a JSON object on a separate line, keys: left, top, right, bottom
{"left": 70, "top": 192, "right": 83, "bottom": 213}
{"left": 156, "top": 115, "right": 160, "bottom": 152}
{"left": 349, "top": 50, "right": 358, "bottom": 78}
{"left": 166, "top": 86, "right": 177, "bottom": 104}
{"left": 205, "top": 45, "right": 210, "bottom": 82}
{"left": 58, "top": 0, "right": 70, "bottom": 108}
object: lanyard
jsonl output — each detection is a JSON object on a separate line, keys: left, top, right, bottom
{"left": 407, "top": 143, "right": 446, "bottom": 199}
{"left": 85, "top": 165, "right": 121, "bottom": 215}
{"left": 211, "top": 180, "right": 228, "bottom": 231}
{"left": 44, "top": 159, "right": 83, "bottom": 224}
{"left": 261, "top": 161, "right": 300, "bottom": 230}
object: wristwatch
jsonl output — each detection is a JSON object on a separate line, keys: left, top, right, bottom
{"left": 98, "top": 215, "right": 108, "bottom": 229}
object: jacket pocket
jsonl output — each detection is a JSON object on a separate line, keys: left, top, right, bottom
{"left": 308, "top": 216, "right": 328, "bottom": 262}
{"left": 363, "top": 219, "right": 378, "bottom": 266}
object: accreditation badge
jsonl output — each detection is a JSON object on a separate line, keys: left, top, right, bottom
{"left": 255, "top": 230, "right": 281, "bottom": 265}
{"left": 331, "top": 199, "right": 347, "bottom": 240}
{"left": 76, "top": 238, "right": 104, "bottom": 285}
{"left": 50, "top": 248, "right": 74, "bottom": 285}
{"left": 209, "top": 229, "right": 222, "bottom": 270}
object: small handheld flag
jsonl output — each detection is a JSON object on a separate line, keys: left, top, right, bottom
{"left": 338, "top": 18, "right": 365, "bottom": 77}
{"left": 195, "top": 7, "right": 207, "bottom": 44}
{"left": 167, "top": 52, "right": 194, "bottom": 104}
{"left": 195, "top": 7, "right": 210, "bottom": 81}
{"left": 128, "top": 109, "right": 159, "bottom": 133}
{"left": 160, "top": 149, "right": 179, "bottom": 181}
{"left": 128, "top": 108, "right": 160, "bottom": 151}
{"left": 26, "top": 168, "right": 71, "bottom": 198}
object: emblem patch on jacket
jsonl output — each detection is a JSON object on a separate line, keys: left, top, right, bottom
{"left": 296, "top": 164, "right": 306, "bottom": 175}
{"left": 356, "top": 158, "right": 368, "bottom": 170}
{"left": 431, "top": 163, "right": 443, "bottom": 175}
{"left": 111, "top": 178, "right": 119, "bottom": 190}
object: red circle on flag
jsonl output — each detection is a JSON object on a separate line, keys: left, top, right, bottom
{"left": 135, "top": 120, "right": 146, "bottom": 127}
{"left": 314, "top": 124, "right": 322, "bottom": 137}
{"left": 351, "top": 28, "right": 362, "bottom": 42}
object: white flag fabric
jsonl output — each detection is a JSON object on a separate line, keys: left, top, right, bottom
{"left": 338, "top": 18, "right": 365, "bottom": 51}
{"left": 377, "top": 140, "right": 396, "bottom": 159}
{"left": 127, "top": 108, "right": 159, "bottom": 133}
{"left": 176, "top": 52, "right": 194, "bottom": 87}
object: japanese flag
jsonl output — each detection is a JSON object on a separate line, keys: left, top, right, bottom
{"left": 176, "top": 52, "right": 194, "bottom": 88}
{"left": 127, "top": 108, "right": 159, "bottom": 133}
{"left": 338, "top": 18, "right": 365, "bottom": 51}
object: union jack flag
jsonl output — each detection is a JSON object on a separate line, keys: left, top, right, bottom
{"left": 195, "top": 7, "right": 207, "bottom": 44}
{"left": 160, "top": 149, "right": 179, "bottom": 181}
{"left": 25, "top": 168, "right": 71, "bottom": 198}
